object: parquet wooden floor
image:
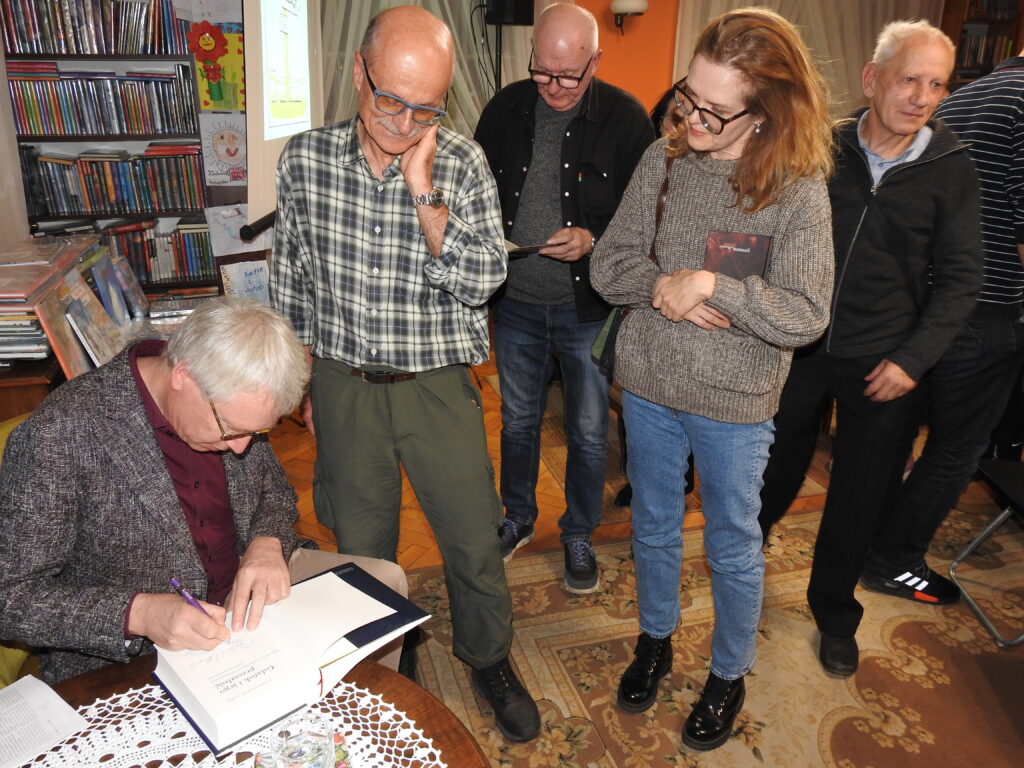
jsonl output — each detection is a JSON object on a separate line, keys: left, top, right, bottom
{"left": 267, "top": 354, "right": 796, "bottom": 571}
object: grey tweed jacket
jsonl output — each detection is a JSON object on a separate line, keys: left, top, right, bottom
{"left": 0, "top": 346, "right": 305, "bottom": 683}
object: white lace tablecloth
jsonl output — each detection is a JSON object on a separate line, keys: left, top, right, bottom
{"left": 22, "top": 681, "right": 447, "bottom": 768}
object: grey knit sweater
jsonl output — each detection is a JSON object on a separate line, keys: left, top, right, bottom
{"left": 591, "top": 139, "right": 834, "bottom": 424}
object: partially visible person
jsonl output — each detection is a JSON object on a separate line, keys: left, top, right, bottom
{"left": 758, "top": 21, "right": 983, "bottom": 677}
{"left": 862, "top": 47, "right": 1024, "bottom": 603}
{"left": 0, "top": 297, "right": 407, "bottom": 684}
{"left": 650, "top": 86, "right": 683, "bottom": 137}
{"left": 474, "top": 3, "right": 654, "bottom": 594}
{"left": 591, "top": 8, "right": 834, "bottom": 751}
{"left": 270, "top": 6, "right": 539, "bottom": 743}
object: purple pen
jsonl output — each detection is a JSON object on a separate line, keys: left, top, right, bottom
{"left": 169, "top": 577, "right": 212, "bottom": 617}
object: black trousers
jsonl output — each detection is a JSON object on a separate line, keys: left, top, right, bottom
{"left": 759, "top": 349, "right": 918, "bottom": 637}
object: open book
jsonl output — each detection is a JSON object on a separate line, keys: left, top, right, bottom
{"left": 154, "top": 563, "right": 429, "bottom": 754}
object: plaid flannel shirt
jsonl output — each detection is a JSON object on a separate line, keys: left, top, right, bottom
{"left": 270, "top": 119, "right": 507, "bottom": 371}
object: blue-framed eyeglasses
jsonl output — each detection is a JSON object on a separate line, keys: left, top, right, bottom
{"left": 361, "top": 58, "right": 448, "bottom": 126}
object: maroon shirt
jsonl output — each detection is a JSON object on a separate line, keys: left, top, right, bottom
{"left": 130, "top": 340, "right": 239, "bottom": 605}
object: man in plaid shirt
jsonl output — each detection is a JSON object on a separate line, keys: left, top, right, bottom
{"left": 270, "top": 6, "right": 540, "bottom": 743}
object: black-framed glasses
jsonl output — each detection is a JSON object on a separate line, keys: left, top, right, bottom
{"left": 209, "top": 400, "right": 274, "bottom": 442}
{"left": 528, "top": 48, "right": 594, "bottom": 89}
{"left": 361, "top": 58, "right": 448, "bottom": 126}
{"left": 673, "top": 77, "right": 750, "bottom": 135}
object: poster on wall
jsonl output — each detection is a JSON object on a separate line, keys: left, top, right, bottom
{"left": 188, "top": 18, "right": 246, "bottom": 111}
{"left": 262, "top": 0, "right": 312, "bottom": 140}
{"left": 204, "top": 204, "right": 273, "bottom": 256}
{"left": 200, "top": 113, "right": 247, "bottom": 185}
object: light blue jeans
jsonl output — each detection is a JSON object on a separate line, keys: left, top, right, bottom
{"left": 623, "top": 389, "right": 773, "bottom": 680}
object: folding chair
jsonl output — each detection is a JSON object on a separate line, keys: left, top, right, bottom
{"left": 948, "top": 458, "right": 1024, "bottom": 647}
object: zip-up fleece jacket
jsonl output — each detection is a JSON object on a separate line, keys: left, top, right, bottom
{"left": 824, "top": 109, "right": 983, "bottom": 381}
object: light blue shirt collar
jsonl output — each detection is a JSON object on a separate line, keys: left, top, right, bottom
{"left": 857, "top": 110, "right": 933, "bottom": 186}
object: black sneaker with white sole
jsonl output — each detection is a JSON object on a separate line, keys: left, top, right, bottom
{"left": 860, "top": 561, "right": 960, "bottom": 605}
{"left": 498, "top": 518, "right": 534, "bottom": 563}
{"left": 563, "top": 539, "right": 599, "bottom": 594}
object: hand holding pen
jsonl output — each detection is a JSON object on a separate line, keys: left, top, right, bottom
{"left": 124, "top": 579, "right": 229, "bottom": 651}
{"left": 170, "top": 577, "right": 211, "bottom": 617}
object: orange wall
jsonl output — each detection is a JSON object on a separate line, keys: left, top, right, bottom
{"left": 576, "top": 0, "right": 680, "bottom": 113}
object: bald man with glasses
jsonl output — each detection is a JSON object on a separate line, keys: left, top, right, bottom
{"left": 270, "top": 6, "right": 540, "bottom": 743}
{"left": 474, "top": 3, "right": 654, "bottom": 595}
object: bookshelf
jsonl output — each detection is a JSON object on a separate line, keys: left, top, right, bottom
{"left": 1, "top": 0, "right": 219, "bottom": 291}
{"left": 942, "top": 0, "right": 1024, "bottom": 88}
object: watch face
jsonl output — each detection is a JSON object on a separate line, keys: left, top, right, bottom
{"left": 427, "top": 188, "right": 444, "bottom": 207}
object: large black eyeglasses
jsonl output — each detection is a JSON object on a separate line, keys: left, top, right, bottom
{"left": 361, "top": 58, "right": 448, "bottom": 126}
{"left": 528, "top": 48, "right": 594, "bottom": 89}
{"left": 673, "top": 77, "right": 750, "bottom": 135}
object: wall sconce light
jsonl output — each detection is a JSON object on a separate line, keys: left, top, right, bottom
{"left": 610, "top": 0, "right": 648, "bottom": 34}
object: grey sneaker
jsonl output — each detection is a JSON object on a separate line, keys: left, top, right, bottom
{"left": 498, "top": 518, "right": 534, "bottom": 563}
{"left": 563, "top": 539, "right": 599, "bottom": 594}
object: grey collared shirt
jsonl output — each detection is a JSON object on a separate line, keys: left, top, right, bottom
{"left": 857, "top": 110, "right": 933, "bottom": 186}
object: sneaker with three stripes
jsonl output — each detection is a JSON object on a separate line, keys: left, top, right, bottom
{"left": 860, "top": 562, "right": 960, "bottom": 605}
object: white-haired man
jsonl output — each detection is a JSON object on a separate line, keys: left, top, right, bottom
{"left": 758, "top": 20, "right": 983, "bottom": 676}
{"left": 0, "top": 297, "right": 406, "bottom": 684}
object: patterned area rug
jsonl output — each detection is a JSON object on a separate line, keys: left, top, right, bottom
{"left": 406, "top": 482, "right": 1024, "bottom": 767}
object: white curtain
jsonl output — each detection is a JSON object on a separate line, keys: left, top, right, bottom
{"left": 319, "top": 0, "right": 552, "bottom": 136}
{"left": 673, "top": 0, "right": 945, "bottom": 118}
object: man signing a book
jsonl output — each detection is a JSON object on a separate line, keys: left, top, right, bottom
{"left": 0, "top": 297, "right": 407, "bottom": 684}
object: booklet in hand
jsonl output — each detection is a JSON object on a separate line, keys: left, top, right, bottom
{"left": 153, "top": 563, "right": 429, "bottom": 754}
{"left": 703, "top": 230, "right": 772, "bottom": 280}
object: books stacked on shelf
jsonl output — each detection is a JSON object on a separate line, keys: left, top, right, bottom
{"left": 0, "top": 235, "right": 105, "bottom": 369}
{"left": 19, "top": 142, "right": 206, "bottom": 218}
{"left": 104, "top": 217, "right": 215, "bottom": 286}
{"left": 0, "top": 238, "right": 89, "bottom": 306}
{"left": 0, "top": 0, "right": 190, "bottom": 56}
{"left": 957, "top": 23, "right": 1017, "bottom": 70}
{"left": 0, "top": 310, "right": 49, "bottom": 362}
{"left": 6, "top": 61, "right": 198, "bottom": 136}
{"left": 965, "top": 0, "right": 1019, "bottom": 22}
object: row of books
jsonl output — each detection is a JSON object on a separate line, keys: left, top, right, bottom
{"left": 103, "top": 218, "right": 216, "bottom": 285}
{"left": 7, "top": 62, "right": 198, "bottom": 136}
{"left": 19, "top": 143, "right": 207, "bottom": 218}
{"left": 1, "top": 0, "right": 189, "bottom": 56}
{"left": 965, "top": 0, "right": 1019, "bottom": 22}
{"left": 956, "top": 27, "right": 1018, "bottom": 70}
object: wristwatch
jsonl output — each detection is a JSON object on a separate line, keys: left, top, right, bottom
{"left": 411, "top": 187, "right": 445, "bottom": 208}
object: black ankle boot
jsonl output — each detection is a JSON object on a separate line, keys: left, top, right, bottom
{"left": 683, "top": 672, "right": 745, "bottom": 751}
{"left": 616, "top": 632, "right": 672, "bottom": 713}
{"left": 470, "top": 657, "right": 540, "bottom": 743}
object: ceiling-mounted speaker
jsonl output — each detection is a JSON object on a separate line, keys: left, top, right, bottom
{"left": 484, "top": 0, "right": 534, "bottom": 26}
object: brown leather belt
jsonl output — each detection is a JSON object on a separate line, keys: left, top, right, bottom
{"left": 349, "top": 367, "right": 417, "bottom": 384}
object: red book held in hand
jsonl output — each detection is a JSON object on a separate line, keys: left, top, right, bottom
{"left": 704, "top": 230, "right": 772, "bottom": 280}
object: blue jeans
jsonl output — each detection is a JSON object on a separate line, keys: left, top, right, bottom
{"left": 623, "top": 389, "right": 773, "bottom": 680}
{"left": 493, "top": 297, "right": 609, "bottom": 542}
